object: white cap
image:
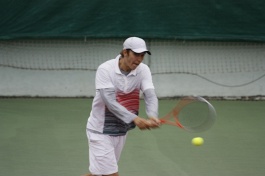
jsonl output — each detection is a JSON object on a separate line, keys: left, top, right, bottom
{"left": 123, "top": 37, "right": 151, "bottom": 55}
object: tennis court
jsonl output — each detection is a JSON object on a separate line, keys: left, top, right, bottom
{"left": 1, "top": 98, "right": 265, "bottom": 176}
{"left": 1, "top": 1, "right": 265, "bottom": 176}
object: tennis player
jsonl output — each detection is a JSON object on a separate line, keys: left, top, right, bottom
{"left": 83, "top": 37, "right": 160, "bottom": 176}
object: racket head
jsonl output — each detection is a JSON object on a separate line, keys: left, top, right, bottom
{"left": 160, "top": 96, "right": 216, "bottom": 132}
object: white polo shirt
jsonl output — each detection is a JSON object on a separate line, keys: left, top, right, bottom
{"left": 87, "top": 55, "right": 155, "bottom": 136}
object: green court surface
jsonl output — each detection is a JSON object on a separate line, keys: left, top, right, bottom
{"left": 1, "top": 98, "right": 265, "bottom": 176}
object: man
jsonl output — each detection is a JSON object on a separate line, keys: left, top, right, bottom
{"left": 84, "top": 37, "right": 160, "bottom": 176}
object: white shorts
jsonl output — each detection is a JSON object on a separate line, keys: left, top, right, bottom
{"left": 86, "top": 130, "right": 127, "bottom": 175}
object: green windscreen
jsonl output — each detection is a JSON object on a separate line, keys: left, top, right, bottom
{"left": 0, "top": 0, "right": 265, "bottom": 41}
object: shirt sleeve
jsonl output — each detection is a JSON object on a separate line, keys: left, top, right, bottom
{"left": 96, "top": 67, "right": 114, "bottom": 89}
{"left": 140, "top": 65, "right": 155, "bottom": 91}
{"left": 99, "top": 88, "right": 137, "bottom": 123}
{"left": 143, "top": 88, "right": 159, "bottom": 118}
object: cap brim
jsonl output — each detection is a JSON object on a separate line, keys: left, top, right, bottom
{"left": 131, "top": 48, "right": 151, "bottom": 55}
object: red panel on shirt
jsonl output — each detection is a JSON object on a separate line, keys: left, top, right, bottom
{"left": 116, "top": 89, "right": 140, "bottom": 114}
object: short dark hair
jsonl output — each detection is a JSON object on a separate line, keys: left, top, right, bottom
{"left": 120, "top": 49, "right": 131, "bottom": 58}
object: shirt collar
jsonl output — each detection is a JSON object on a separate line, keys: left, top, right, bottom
{"left": 114, "top": 55, "right": 138, "bottom": 76}
{"left": 114, "top": 55, "right": 122, "bottom": 74}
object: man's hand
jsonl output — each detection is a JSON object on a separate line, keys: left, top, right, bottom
{"left": 133, "top": 117, "right": 160, "bottom": 130}
{"left": 133, "top": 117, "right": 152, "bottom": 130}
{"left": 147, "top": 117, "right": 161, "bottom": 129}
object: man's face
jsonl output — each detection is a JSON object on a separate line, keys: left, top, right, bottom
{"left": 124, "top": 50, "right": 146, "bottom": 70}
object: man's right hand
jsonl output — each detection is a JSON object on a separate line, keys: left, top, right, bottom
{"left": 133, "top": 117, "right": 157, "bottom": 130}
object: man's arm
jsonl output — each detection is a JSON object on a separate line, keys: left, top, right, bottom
{"left": 99, "top": 88, "right": 136, "bottom": 123}
{"left": 143, "top": 88, "right": 160, "bottom": 126}
{"left": 99, "top": 88, "right": 154, "bottom": 130}
{"left": 143, "top": 88, "right": 158, "bottom": 118}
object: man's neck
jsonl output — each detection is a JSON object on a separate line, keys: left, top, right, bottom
{"left": 119, "top": 57, "right": 131, "bottom": 72}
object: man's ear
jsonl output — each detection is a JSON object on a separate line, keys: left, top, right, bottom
{"left": 122, "top": 49, "right": 129, "bottom": 57}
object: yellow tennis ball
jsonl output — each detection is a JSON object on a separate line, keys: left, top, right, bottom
{"left": 192, "top": 137, "right": 204, "bottom": 146}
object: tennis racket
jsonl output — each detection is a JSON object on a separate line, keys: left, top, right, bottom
{"left": 160, "top": 96, "right": 216, "bottom": 132}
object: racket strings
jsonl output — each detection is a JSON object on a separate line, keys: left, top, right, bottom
{"left": 160, "top": 96, "right": 216, "bottom": 132}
